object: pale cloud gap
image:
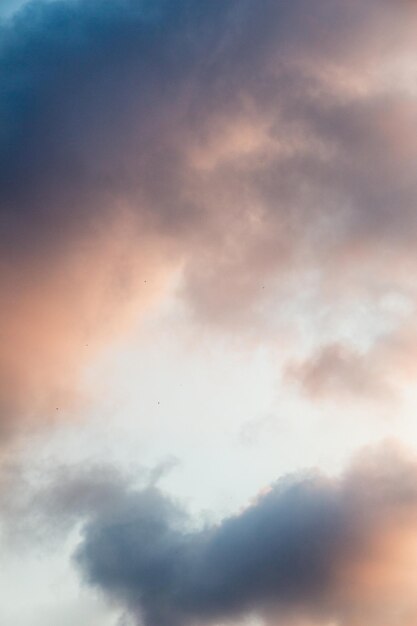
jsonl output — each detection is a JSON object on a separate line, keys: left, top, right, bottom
{"left": 1, "top": 0, "right": 417, "bottom": 437}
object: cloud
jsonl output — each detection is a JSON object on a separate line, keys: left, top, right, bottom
{"left": 284, "top": 311, "right": 417, "bottom": 404}
{"left": 284, "top": 342, "right": 394, "bottom": 403}
{"left": 1, "top": 0, "right": 417, "bottom": 438}
{"left": 68, "top": 444, "right": 417, "bottom": 626}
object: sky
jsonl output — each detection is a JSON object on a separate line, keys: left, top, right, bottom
{"left": 1, "top": 0, "right": 417, "bottom": 624}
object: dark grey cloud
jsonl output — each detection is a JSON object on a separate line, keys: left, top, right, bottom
{"left": 72, "top": 445, "right": 417, "bottom": 626}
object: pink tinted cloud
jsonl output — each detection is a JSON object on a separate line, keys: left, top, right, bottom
{"left": 1, "top": 0, "right": 417, "bottom": 440}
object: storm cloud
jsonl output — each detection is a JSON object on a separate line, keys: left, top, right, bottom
{"left": 1, "top": 0, "right": 417, "bottom": 437}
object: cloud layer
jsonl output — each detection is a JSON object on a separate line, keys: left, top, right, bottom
{"left": 3, "top": 4, "right": 417, "bottom": 624}
{"left": 1, "top": 0, "right": 417, "bottom": 436}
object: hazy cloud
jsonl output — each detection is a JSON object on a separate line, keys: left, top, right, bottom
{"left": 1, "top": 0, "right": 417, "bottom": 437}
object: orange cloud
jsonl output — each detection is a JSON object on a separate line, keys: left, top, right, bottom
{"left": 0, "top": 212, "right": 179, "bottom": 440}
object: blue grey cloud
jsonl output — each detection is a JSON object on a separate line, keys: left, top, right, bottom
{"left": 73, "top": 445, "right": 417, "bottom": 626}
